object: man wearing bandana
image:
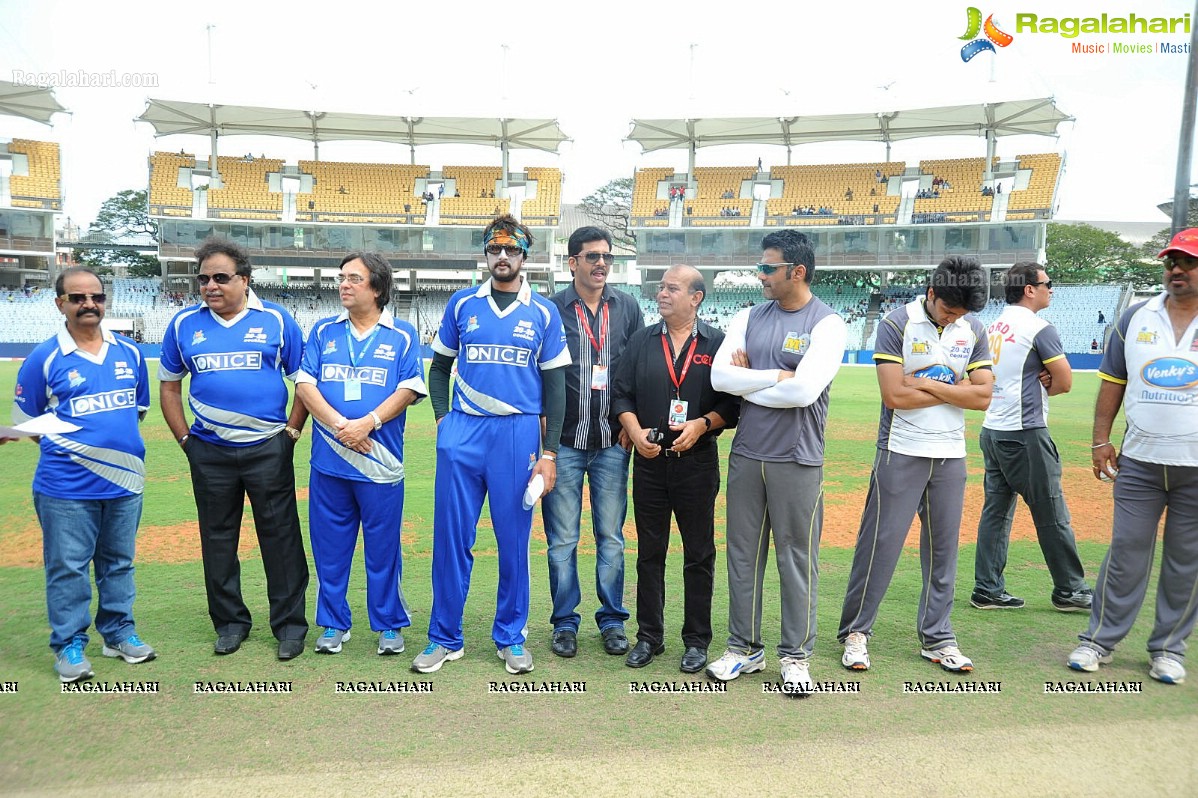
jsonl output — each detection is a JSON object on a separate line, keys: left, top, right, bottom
{"left": 412, "top": 215, "right": 570, "bottom": 676}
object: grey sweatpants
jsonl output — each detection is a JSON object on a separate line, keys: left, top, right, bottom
{"left": 723, "top": 454, "right": 823, "bottom": 660}
{"left": 1081, "top": 456, "right": 1198, "bottom": 660}
{"left": 838, "top": 450, "right": 966, "bottom": 650}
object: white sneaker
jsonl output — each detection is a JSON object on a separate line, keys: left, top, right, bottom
{"left": 921, "top": 644, "right": 973, "bottom": 672}
{"left": 704, "top": 648, "right": 765, "bottom": 681}
{"left": 411, "top": 642, "right": 464, "bottom": 673}
{"left": 842, "top": 632, "right": 870, "bottom": 671}
{"left": 780, "top": 657, "right": 813, "bottom": 697}
{"left": 1149, "top": 656, "right": 1186, "bottom": 685}
{"left": 1067, "top": 645, "right": 1112, "bottom": 673}
{"left": 315, "top": 628, "right": 350, "bottom": 654}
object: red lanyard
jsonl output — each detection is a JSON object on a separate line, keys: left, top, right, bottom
{"left": 661, "top": 330, "right": 699, "bottom": 398}
{"left": 574, "top": 301, "right": 609, "bottom": 357}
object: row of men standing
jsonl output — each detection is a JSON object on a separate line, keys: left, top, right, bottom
{"left": 12, "top": 219, "right": 1198, "bottom": 690}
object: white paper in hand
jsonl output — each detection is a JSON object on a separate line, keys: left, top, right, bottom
{"left": 523, "top": 473, "right": 545, "bottom": 510}
{"left": 0, "top": 413, "right": 82, "bottom": 438}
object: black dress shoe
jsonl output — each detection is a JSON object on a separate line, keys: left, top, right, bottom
{"left": 551, "top": 629, "right": 577, "bottom": 658}
{"left": 625, "top": 640, "right": 665, "bottom": 668}
{"left": 277, "top": 639, "right": 304, "bottom": 661}
{"left": 214, "top": 633, "right": 246, "bottom": 655}
{"left": 601, "top": 627, "right": 629, "bottom": 655}
{"left": 680, "top": 646, "right": 708, "bottom": 673}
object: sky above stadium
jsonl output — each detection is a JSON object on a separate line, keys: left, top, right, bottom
{"left": 0, "top": 0, "right": 1194, "bottom": 230}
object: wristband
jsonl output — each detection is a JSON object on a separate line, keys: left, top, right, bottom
{"left": 541, "top": 452, "right": 556, "bottom": 462}
{"left": 178, "top": 434, "right": 189, "bottom": 447}
{"left": 369, "top": 411, "right": 382, "bottom": 431}
{"left": 1090, "top": 442, "right": 1112, "bottom": 449}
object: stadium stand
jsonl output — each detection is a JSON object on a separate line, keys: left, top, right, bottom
{"left": 207, "top": 155, "right": 285, "bottom": 221}
{"left": 7, "top": 139, "right": 61, "bottom": 209}
{"left": 912, "top": 157, "right": 993, "bottom": 220}
{"left": 299, "top": 160, "right": 429, "bottom": 223}
{"left": 439, "top": 166, "right": 510, "bottom": 223}
{"left": 520, "top": 167, "right": 562, "bottom": 226}
{"left": 767, "top": 162, "right": 904, "bottom": 226}
{"left": 147, "top": 151, "right": 197, "bottom": 216}
{"left": 1004, "top": 152, "right": 1062, "bottom": 220}
{"left": 631, "top": 167, "right": 674, "bottom": 220}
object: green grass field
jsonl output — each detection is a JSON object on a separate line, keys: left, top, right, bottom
{"left": 0, "top": 362, "right": 1194, "bottom": 796}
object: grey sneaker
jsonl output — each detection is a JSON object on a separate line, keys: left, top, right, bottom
{"left": 498, "top": 644, "right": 534, "bottom": 675}
{"left": 411, "top": 642, "right": 464, "bottom": 673}
{"left": 315, "top": 628, "right": 350, "bottom": 654}
{"left": 1149, "top": 656, "right": 1186, "bottom": 685}
{"left": 102, "top": 633, "right": 157, "bottom": 664}
{"left": 377, "top": 630, "right": 405, "bottom": 655}
{"left": 1067, "top": 644, "right": 1112, "bottom": 673}
{"left": 55, "top": 639, "right": 94, "bottom": 684}
{"left": 1051, "top": 589, "right": 1093, "bottom": 613}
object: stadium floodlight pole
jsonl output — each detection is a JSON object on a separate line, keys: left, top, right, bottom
{"left": 1171, "top": 0, "right": 1198, "bottom": 235}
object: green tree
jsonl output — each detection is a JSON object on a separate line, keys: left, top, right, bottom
{"left": 1046, "top": 222, "right": 1157, "bottom": 288}
{"left": 1142, "top": 198, "right": 1198, "bottom": 261}
{"left": 578, "top": 177, "right": 635, "bottom": 250}
{"left": 73, "top": 189, "right": 161, "bottom": 277}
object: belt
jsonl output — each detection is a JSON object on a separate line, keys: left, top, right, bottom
{"left": 661, "top": 441, "right": 714, "bottom": 459}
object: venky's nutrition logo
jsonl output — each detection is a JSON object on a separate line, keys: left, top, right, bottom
{"left": 960, "top": 7, "right": 1015, "bottom": 62}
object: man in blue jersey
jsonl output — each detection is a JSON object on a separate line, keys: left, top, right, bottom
{"left": 708, "top": 230, "right": 846, "bottom": 694}
{"left": 412, "top": 214, "right": 570, "bottom": 676}
{"left": 972, "top": 262, "right": 1091, "bottom": 612}
{"left": 160, "top": 237, "right": 310, "bottom": 661}
{"left": 9, "top": 267, "right": 156, "bottom": 682}
{"left": 838, "top": 256, "right": 993, "bottom": 674}
{"left": 295, "top": 252, "right": 426, "bottom": 656}
{"left": 1069, "top": 229, "right": 1198, "bottom": 686}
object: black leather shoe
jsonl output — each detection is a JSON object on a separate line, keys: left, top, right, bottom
{"left": 680, "top": 646, "right": 708, "bottom": 673}
{"left": 551, "top": 629, "right": 577, "bottom": 658}
{"left": 601, "top": 627, "right": 629, "bottom": 655}
{"left": 214, "top": 633, "right": 246, "bottom": 655}
{"left": 277, "top": 639, "right": 304, "bottom": 661}
{"left": 625, "top": 640, "right": 665, "bottom": 668}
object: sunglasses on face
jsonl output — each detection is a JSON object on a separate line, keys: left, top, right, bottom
{"left": 755, "top": 262, "right": 794, "bottom": 275}
{"left": 485, "top": 245, "right": 524, "bottom": 257}
{"left": 196, "top": 273, "right": 239, "bottom": 286}
{"left": 574, "top": 252, "right": 615, "bottom": 265}
{"left": 61, "top": 293, "right": 107, "bottom": 304}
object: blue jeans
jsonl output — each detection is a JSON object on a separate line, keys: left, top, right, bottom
{"left": 542, "top": 444, "right": 631, "bottom": 632}
{"left": 34, "top": 491, "right": 143, "bottom": 652}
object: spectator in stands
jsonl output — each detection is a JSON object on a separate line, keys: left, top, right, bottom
{"left": 295, "top": 252, "right": 427, "bottom": 657}
{"left": 845, "top": 188, "right": 853, "bottom": 200}
{"left": 972, "top": 262, "right": 1091, "bottom": 613}
{"left": 338, "top": 186, "right": 347, "bottom": 194}
{"left": 870, "top": 187, "right": 876, "bottom": 196}
{"left": 543, "top": 226, "right": 644, "bottom": 660}
{"left": 480, "top": 189, "right": 487, "bottom": 198}
{"left": 1091, "top": 338, "right": 1099, "bottom": 351}
{"left": 488, "top": 189, "right": 495, "bottom": 198}
{"left": 876, "top": 169, "right": 884, "bottom": 183}
{"left": 8, "top": 267, "right": 156, "bottom": 683}
{"left": 159, "top": 237, "right": 310, "bottom": 661}
{"left": 1097, "top": 310, "right": 1105, "bottom": 324}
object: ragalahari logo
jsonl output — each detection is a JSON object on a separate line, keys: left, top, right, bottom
{"left": 960, "top": 7, "right": 1014, "bottom": 61}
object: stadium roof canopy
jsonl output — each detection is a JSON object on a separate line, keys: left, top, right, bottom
{"left": 135, "top": 99, "right": 570, "bottom": 154}
{"left": 0, "top": 81, "right": 67, "bottom": 124}
{"left": 627, "top": 98, "right": 1072, "bottom": 155}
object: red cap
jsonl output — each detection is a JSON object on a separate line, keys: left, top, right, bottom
{"left": 1158, "top": 228, "right": 1198, "bottom": 259}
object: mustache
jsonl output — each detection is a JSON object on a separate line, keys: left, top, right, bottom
{"left": 76, "top": 309, "right": 101, "bottom": 317}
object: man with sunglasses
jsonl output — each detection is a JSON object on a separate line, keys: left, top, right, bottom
{"left": 542, "top": 227, "right": 643, "bottom": 659}
{"left": 413, "top": 214, "right": 569, "bottom": 676}
{"left": 160, "top": 237, "right": 310, "bottom": 661}
{"left": 9, "top": 267, "right": 155, "bottom": 682}
{"left": 707, "top": 230, "right": 846, "bottom": 694}
{"left": 1069, "top": 228, "right": 1198, "bottom": 686}
{"left": 972, "top": 262, "right": 1091, "bottom": 613}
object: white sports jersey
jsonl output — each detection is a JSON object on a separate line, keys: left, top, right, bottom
{"left": 873, "top": 298, "right": 992, "bottom": 459}
{"left": 983, "top": 305, "right": 1067, "bottom": 431}
{"left": 432, "top": 278, "right": 570, "bottom": 416}
{"left": 1099, "top": 293, "right": 1198, "bottom": 466}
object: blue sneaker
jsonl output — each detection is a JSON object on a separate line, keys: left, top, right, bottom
{"left": 55, "top": 639, "right": 94, "bottom": 683}
{"left": 102, "top": 633, "right": 157, "bottom": 664}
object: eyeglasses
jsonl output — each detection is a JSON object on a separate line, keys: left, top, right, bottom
{"left": 755, "top": 262, "right": 794, "bottom": 275}
{"left": 1029, "top": 280, "right": 1053, "bottom": 289}
{"left": 574, "top": 252, "right": 615, "bottom": 265}
{"left": 60, "top": 292, "right": 107, "bottom": 304}
{"left": 485, "top": 244, "right": 524, "bottom": 257}
{"left": 339, "top": 274, "right": 367, "bottom": 284}
{"left": 196, "top": 273, "right": 239, "bottom": 286}
{"left": 1165, "top": 257, "right": 1198, "bottom": 271}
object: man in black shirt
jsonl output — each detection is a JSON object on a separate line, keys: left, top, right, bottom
{"left": 544, "top": 227, "right": 644, "bottom": 659}
{"left": 613, "top": 265, "right": 739, "bottom": 673}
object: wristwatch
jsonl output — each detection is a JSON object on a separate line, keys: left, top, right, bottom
{"left": 368, "top": 411, "right": 383, "bottom": 431}
{"left": 700, "top": 416, "right": 712, "bottom": 430}
{"left": 284, "top": 426, "right": 302, "bottom": 441}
